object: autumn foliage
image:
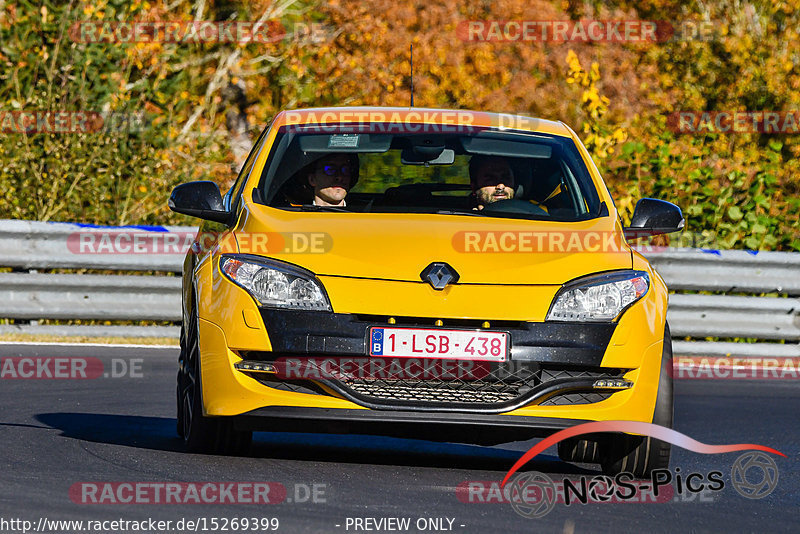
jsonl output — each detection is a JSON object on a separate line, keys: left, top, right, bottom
{"left": 0, "top": 0, "right": 797, "bottom": 250}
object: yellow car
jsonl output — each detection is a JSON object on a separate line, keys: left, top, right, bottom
{"left": 169, "top": 107, "right": 683, "bottom": 477}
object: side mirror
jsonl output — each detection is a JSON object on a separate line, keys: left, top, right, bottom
{"left": 168, "top": 181, "right": 230, "bottom": 223}
{"left": 624, "top": 198, "right": 684, "bottom": 240}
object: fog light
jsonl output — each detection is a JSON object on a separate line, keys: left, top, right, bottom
{"left": 593, "top": 378, "right": 633, "bottom": 389}
{"left": 234, "top": 361, "right": 276, "bottom": 373}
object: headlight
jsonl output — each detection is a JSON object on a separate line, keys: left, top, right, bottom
{"left": 220, "top": 255, "right": 331, "bottom": 311}
{"left": 546, "top": 271, "right": 649, "bottom": 322}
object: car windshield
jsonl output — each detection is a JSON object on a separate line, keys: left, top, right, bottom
{"left": 256, "top": 124, "right": 602, "bottom": 221}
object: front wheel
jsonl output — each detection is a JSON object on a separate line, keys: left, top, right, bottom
{"left": 557, "top": 436, "right": 601, "bottom": 464}
{"left": 599, "top": 323, "right": 673, "bottom": 478}
{"left": 177, "top": 306, "right": 252, "bottom": 455}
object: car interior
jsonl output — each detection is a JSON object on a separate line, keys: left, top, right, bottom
{"left": 258, "top": 130, "right": 598, "bottom": 220}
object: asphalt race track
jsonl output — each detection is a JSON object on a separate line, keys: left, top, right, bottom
{"left": 1, "top": 343, "right": 797, "bottom": 533}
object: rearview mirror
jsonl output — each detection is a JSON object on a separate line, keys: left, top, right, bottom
{"left": 168, "top": 181, "right": 230, "bottom": 223}
{"left": 623, "top": 198, "right": 684, "bottom": 240}
{"left": 401, "top": 147, "right": 455, "bottom": 165}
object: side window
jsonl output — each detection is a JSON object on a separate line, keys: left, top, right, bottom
{"left": 225, "top": 126, "right": 270, "bottom": 212}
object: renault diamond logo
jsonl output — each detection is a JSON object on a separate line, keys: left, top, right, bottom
{"left": 420, "top": 262, "right": 459, "bottom": 290}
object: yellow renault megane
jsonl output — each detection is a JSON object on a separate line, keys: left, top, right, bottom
{"left": 169, "top": 107, "right": 683, "bottom": 477}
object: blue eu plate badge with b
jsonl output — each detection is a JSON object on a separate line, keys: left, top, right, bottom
{"left": 370, "top": 328, "right": 384, "bottom": 356}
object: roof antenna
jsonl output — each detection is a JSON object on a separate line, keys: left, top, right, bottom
{"left": 410, "top": 44, "right": 414, "bottom": 107}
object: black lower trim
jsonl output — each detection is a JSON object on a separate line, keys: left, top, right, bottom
{"left": 238, "top": 361, "right": 626, "bottom": 413}
{"left": 234, "top": 406, "right": 591, "bottom": 445}
{"left": 257, "top": 308, "right": 615, "bottom": 365}
{"left": 318, "top": 377, "right": 609, "bottom": 413}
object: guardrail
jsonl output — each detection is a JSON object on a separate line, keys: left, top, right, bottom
{"left": 0, "top": 218, "right": 191, "bottom": 272}
{"left": 0, "top": 219, "right": 798, "bottom": 357}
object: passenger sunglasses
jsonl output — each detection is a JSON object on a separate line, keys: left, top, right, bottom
{"left": 320, "top": 164, "right": 352, "bottom": 177}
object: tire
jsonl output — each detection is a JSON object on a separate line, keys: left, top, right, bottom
{"left": 558, "top": 436, "right": 601, "bottom": 464}
{"left": 177, "top": 304, "right": 252, "bottom": 455}
{"left": 599, "top": 323, "right": 673, "bottom": 478}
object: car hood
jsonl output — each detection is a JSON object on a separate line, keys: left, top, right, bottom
{"left": 237, "top": 206, "right": 633, "bottom": 285}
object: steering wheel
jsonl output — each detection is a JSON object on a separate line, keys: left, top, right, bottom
{"left": 480, "top": 199, "right": 549, "bottom": 216}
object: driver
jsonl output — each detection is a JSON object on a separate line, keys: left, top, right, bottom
{"left": 469, "top": 155, "right": 515, "bottom": 210}
{"left": 305, "top": 153, "right": 359, "bottom": 206}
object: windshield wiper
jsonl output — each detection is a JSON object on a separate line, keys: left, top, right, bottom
{"left": 289, "top": 205, "right": 351, "bottom": 212}
{"left": 435, "top": 209, "right": 487, "bottom": 217}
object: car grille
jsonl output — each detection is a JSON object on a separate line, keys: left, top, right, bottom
{"left": 331, "top": 363, "right": 625, "bottom": 409}
{"left": 538, "top": 391, "right": 613, "bottom": 406}
{"left": 343, "top": 379, "right": 520, "bottom": 404}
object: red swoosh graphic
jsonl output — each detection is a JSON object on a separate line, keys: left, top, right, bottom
{"left": 501, "top": 420, "right": 785, "bottom": 487}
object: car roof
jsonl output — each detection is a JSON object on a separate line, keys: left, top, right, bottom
{"left": 273, "top": 106, "right": 573, "bottom": 137}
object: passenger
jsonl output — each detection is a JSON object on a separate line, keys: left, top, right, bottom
{"left": 306, "top": 153, "right": 359, "bottom": 206}
{"left": 469, "top": 155, "right": 515, "bottom": 210}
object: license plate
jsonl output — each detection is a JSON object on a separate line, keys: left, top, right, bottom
{"left": 369, "top": 327, "right": 508, "bottom": 362}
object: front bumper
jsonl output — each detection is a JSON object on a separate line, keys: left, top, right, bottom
{"left": 194, "top": 257, "right": 669, "bottom": 430}
{"left": 197, "top": 314, "right": 665, "bottom": 427}
{"left": 234, "top": 308, "right": 627, "bottom": 414}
